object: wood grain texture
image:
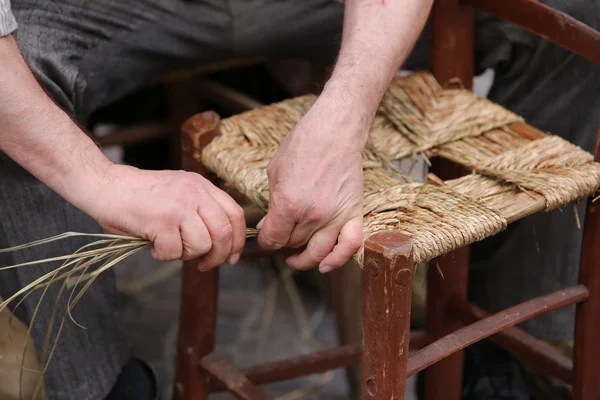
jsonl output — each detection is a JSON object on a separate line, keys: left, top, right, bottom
{"left": 409, "top": 286, "right": 589, "bottom": 377}
{"left": 455, "top": 300, "right": 575, "bottom": 384}
{"left": 174, "top": 112, "right": 221, "bottom": 400}
{"left": 426, "top": 2, "right": 475, "bottom": 396}
{"left": 466, "top": 0, "right": 600, "bottom": 67}
{"left": 362, "top": 231, "right": 415, "bottom": 399}
{"left": 201, "top": 354, "right": 271, "bottom": 400}
{"left": 573, "top": 123, "right": 600, "bottom": 399}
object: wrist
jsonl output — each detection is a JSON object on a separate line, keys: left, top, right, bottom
{"left": 59, "top": 134, "right": 116, "bottom": 216}
{"left": 314, "top": 78, "right": 380, "bottom": 150}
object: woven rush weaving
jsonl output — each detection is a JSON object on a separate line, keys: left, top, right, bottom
{"left": 200, "top": 72, "right": 600, "bottom": 264}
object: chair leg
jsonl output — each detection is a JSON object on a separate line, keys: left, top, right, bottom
{"left": 362, "top": 231, "right": 415, "bottom": 400}
{"left": 166, "top": 81, "right": 204, "bottom": 169}
{"left": 426, "top": 0, "right": 474, "bottom": 395}
{"left": 174, "top": 265, "right": 219, "bottom": 400}
{"left": 423, "top": 248, "right": 468, "bottom": 400}
{"left": 329, "top": 260, "right": 363, "bottom": 399}
{"left": 174, "top": 111, "right": 221, "bottom": 399}
{"left": 573, "top": 127, "right": 600, "bottom": 400}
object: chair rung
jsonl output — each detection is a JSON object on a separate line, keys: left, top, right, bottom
{"left": 201, "top": 353, "right": 272, "bottom": 400}
{"left": 407, "top": 285, "right": 588, "bottom": 377}
{"left": 454, "top": 299, "right": 574, "bottom": 384}
{"left": 210, "top": 330, "right": 433, "bottom": 393}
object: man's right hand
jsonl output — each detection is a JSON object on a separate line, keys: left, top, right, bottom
{"left": 1, "top": 35, "right": 245, "bottom": 270}
{"left": 87, "top": 164, "right": 246, "bottom": 269}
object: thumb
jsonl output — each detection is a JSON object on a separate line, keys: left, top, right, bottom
{"left": 256, "top": 208, "right": 296, "bottom": 250}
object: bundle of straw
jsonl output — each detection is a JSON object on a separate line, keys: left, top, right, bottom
{"left": 0, "top": 232, "right": 149, "bottom": 399}
{"left": 0, "top": 228, "right": 264, "bottom": 399}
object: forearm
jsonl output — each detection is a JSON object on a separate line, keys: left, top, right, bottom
{"left": 0, "top": 35, "right": 111, "bottom": 214}
{"left": 321, "top": 0, "right": 433, "bottom": 145}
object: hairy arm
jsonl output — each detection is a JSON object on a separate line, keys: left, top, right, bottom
{"left": 0, "top": 35, "right": 246, "bottom": 266}
{"left": 0, "top": 36, "right": 113, "bottom": 213}
{"left": 258, "top": 0, "right": 432, "bottom": 271}
{"left": 328, "top": 0, "right": 432, "bottom": 143}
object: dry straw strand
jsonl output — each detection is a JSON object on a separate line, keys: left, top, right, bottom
{"left": 201, "top": 71, "right": 600, "bottom": 266}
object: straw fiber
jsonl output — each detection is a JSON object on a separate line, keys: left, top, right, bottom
{"left": 200, "top": 72, "right": 600, "bottom": 264}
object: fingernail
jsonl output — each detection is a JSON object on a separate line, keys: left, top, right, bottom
{"left": 256, "top": 216, "right": 265, "bottom": 230}
{"left": 227, "top": 252, "right": 241, "bottom": 265}
{"left": 319, "top": 265, "right": 333, "bottom": 274}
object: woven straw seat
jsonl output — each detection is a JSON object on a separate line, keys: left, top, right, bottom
{"left": 199, "top": 71, "right": 600, "bottom": 265}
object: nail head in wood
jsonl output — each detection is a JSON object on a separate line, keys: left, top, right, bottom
{"left": 366, "top": 377, "right": 377, "bottom": 397}
{"left": 395, "top": 268, "right": 413, "bottom": 286}
{"left": 368, "top": 259, "right": 380, "bottom": 277}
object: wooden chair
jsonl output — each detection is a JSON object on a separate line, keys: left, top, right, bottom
{"left": 173, "top": 1, "right": 600, "bottom": 399}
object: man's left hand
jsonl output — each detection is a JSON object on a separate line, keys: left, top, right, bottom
{"left": 257, "top": 98, "right": 367, "bottom": 273}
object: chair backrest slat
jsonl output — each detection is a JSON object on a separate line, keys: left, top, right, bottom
{"left": 466, "top": 0, "right": 600, "bottom": 66}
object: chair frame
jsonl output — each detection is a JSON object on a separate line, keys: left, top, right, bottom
{"left": 173, "top": 0, "right": 600, "bottom": 399}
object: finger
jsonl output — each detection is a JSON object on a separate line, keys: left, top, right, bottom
{"left": 285, "top": 227, "right": 338, "bottom": 270}
{"left": 257, "top": 205, "right": 297, "bottom": 250}
{"left": 179, "top": 212, "right": 212, "bottom": 261}
{"left": 206, "top": 186, "right": 246, "bottom": 264}
{"left": 150, "top": 228, "right": 184, "bottom": 261}
{"left": 286, "top": 220, "right": 320, "bottom": 249}
{"left": 195, "top": 194, "right": 234, "bottom": 270}
{"left": 319, "top": 217, "right": 363, "bottom": 273}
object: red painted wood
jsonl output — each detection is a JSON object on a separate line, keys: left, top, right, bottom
{"left": 429, "top": 0, "right": 475, "bottom": 88}
{"left": 174, "top": 112, "right": 220, "bottom": 400}
{"left": 201, "top": 354, "right": 272, "bottom": 400}
{"left": 455, "top": 300, "right": 575, "bottom": 384}
{"left": 426, "top": 2, "right": 475, "bottom": 398}
{"left": 466, "top": 0, "right": 600, "bottom": 67}
{"left": 362, "top": 231, "right": 415, "bottom": 399}
{"left": 180, "top": 111, "right": 220, "bottom": 180}
{"left": 573, "top": 123, "right": 600, "bottom": 399}
{"left": 209, "top": 330, "right": 433, "bottom": 393}
{"left": 409, "top": 286, "right": 589, "bottom": 377}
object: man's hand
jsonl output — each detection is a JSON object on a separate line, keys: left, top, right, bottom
{"left": 258, "top": 0, "right": 432, "bottom": 272}
{"left": 0, "top": 35, "right": 245, "bottom": 269}
{"left": 257, "top": 96, "right": 366, "bottom": 273}
{"left": 87, "top": 165, "right": 246, "bottom": 268}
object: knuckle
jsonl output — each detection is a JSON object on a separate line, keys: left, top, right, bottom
{"left": 180, "top": 251, "right": 195, "bottom": 262}
{"left": 198, "top": 240, "right": 213, "bottom": 255}
{"left": 232, "top": 204, "right": 245, "bottom": 222}
{"left": 308, "top": 249, "right": 327, "bottom": 263}
{"left": 183, "top": 241, "right": 212, "bottom": 260}
{"left": 157, "top": 206, "right": 183, "bottom": 228}
{"left": 260, "top": 234, "right": 286, "bottom": 250}
{"left": 215, "top": 223, "right": 233, "bottom": 243}
{"left": 344, "top": 236, "right": 363, "bottom": 253}
{"left": 306, "top": 246, "right": 328, "bottom": 263}
{"left": 152, "top": 246, "right": 179, "bottom": 262}
{"left": 306, "top": 207, "right": 326, "bottom": 224}
{"left": 275, "top": 193, "right": 302, "bottom": 217}
{"left": 286, "top": 238, "right": 306, "bottom": 249}
{"left": 177, "top": 175, "right": 198, "bottom": 189}
{"left": 151, "top": 230, "right": 184, "bottom": 261}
